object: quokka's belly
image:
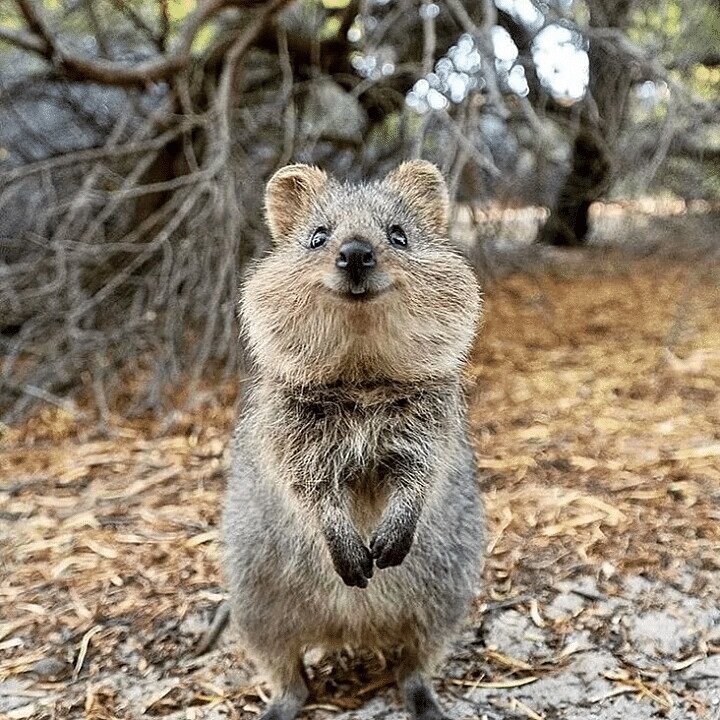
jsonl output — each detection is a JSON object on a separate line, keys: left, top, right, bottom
{"left": 288, "top": 502, "right": 483, "bottom": 650}
{"left": 226, "top": 442, "right": 484, "bottom": 651}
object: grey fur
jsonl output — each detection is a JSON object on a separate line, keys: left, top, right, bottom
{"left": 222, "top": 162, "right": 485, "bottom": 720}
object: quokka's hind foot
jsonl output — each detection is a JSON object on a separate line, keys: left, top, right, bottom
{"left": 402, "top": 671, "right": 451, "bottom": 720}
{"left": 256, "top": 656, "right": 309, "bottom": 720}
{"left": 258, "top": 696, "right": 306, "bottom": 720}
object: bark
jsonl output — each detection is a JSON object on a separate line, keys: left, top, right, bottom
{"left": 537, "top": 0, "right": 635, "bottom": 246}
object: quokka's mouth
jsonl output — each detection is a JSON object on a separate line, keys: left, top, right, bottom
{"left": 337, "top": 285, "right": 392, "bottom": 302}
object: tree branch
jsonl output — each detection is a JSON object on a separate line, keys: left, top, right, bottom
{"left": 667, "top": 52, "right": 720, "bottom": 70}
{"left": 0, "top": 25, "right": 47, "bottom": 55}
{"left": 445, "top": 0, "right": 509, "bottom": 118}
{"left": 105, "top": 0, "right": 164, "bottom": 52}
{"left": 10, "top": 0, "right": 274, "bottom": 87}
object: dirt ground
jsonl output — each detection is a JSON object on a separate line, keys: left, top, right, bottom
{"left": 1, "top": 243, "right": 719, "bottom": 720}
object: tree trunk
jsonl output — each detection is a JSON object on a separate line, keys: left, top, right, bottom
{"left": 537, "top": 0, "right": 635, "bottom": 246}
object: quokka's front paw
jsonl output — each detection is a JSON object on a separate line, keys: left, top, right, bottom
{"left": 370, "top": 516, "right": 416, "bottom": 569}
{"left": 328, "top": 536, "right": 374, "bottom": 588}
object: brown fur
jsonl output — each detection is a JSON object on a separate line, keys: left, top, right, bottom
{"left": 223, "top": 161, "right": 485, "bottom": 720}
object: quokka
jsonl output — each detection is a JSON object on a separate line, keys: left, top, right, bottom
{"left": 223, "top": 160, "right": 485, "bottom": 720}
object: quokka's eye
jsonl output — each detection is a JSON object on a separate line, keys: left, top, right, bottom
{"left": 310, "top": 227, "right": 329, "bottom": 249}
{"left": 387, "top": 225, "right": 407, "bottom": 248}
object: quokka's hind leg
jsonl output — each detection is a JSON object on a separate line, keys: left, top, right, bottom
{"left": 401, "top": 671, "right": 449, "bottom": 720}
{"left": 396, "top": 647, "right": 450, "bottom": 720}
{"left": 255, "top": 653, "right": 309, "bottom": 720}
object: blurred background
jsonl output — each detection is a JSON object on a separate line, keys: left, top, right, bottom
{"left": 0, "top": 0, "right": 718, "bottom": 423}
{"left": 1, "top": 2, "right": 719, "bottom": 719}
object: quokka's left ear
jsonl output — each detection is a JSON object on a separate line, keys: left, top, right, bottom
{"left": 264, "top": 164, "right": 328, "bottom": 243}
{"left": 383, "top": 160, "right": 449, "bottom": 235}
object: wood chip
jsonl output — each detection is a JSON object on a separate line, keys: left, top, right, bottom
{"left": 451, "top": 676, "right": 538, "bottom": 689}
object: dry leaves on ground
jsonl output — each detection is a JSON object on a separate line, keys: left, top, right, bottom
{"left": 1, "top": 254, "right": 719, "bottom": 718}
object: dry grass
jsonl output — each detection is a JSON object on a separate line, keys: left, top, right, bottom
{"left": 1, "top": 255, "right": 719, "bottom": 718}
{"left": 471, "top": 261, "right": 720, "bottom": 592}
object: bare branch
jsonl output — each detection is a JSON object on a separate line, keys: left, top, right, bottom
{"left": 0, "top": 25, "right": 47, "bottom": 55}
{"left": 82, "top": 0, "right": 111, "bottom": 58}
{"left": 214, "top": 0, "right": 294, "bottom": 156}
{"left": 275, "top": 26, "right": 295, "bottom": 168}
{"left": 0, "top": 120, "right": 203, "bottom": 187}
{"left": 440, "top": 109, "right": 501, "bottom": 177}
{"left": 666, "top": 52, "right": 720, "bottom": 70}
{"left": 15, "top": 0, "right": 57, "bottom": 52}
{"left": 420, "top": 0, "right": 436, "bottom": 76}
{"left": 105, "top": 0, "right": 164, "bottom": 51}
{"left": 444, "top": 0, "right": 510, "bottom": 119}
{"left": 11, "top": 0, "right": 267, "bottom": 87}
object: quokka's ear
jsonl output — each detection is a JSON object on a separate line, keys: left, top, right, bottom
{"left": 265, "top": 164, "right": 328, "bottom": 242}
{"left": 384, "top": 160, "right": 449, "bottom": 235}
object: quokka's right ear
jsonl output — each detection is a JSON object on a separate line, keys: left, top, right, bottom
{"left": 384, "top": 160, "right": 449, "bottom": 235}
{"left": 265, "top": 164, "right": 328, "bottom": 242}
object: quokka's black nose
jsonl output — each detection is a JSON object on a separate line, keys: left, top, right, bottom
{"left": 336, "top": 239, "right": 376, "bottom": 286}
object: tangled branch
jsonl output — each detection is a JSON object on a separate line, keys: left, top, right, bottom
{"left": 4, "top": 0, "right": 275, "bottom": 87}
{"left": 0, "top": 0, "right": 294, "bottom": 422}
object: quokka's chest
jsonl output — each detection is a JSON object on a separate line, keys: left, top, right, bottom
{"left": 256, "top": 381, "right": 459, "bottom": 477}
{"left": 273, "top": 398, "right": 407, "bottom": 470}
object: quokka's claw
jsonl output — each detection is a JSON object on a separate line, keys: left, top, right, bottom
{"left": 333, "top": 541, "right": 374, "bottom": 587}
{"left": 370, "top": 523, "right": 414, "bottom": 569}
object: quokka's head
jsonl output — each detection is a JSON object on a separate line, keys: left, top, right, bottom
{"left": 241, "top": 161, "right": 482, "bottom": 385}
